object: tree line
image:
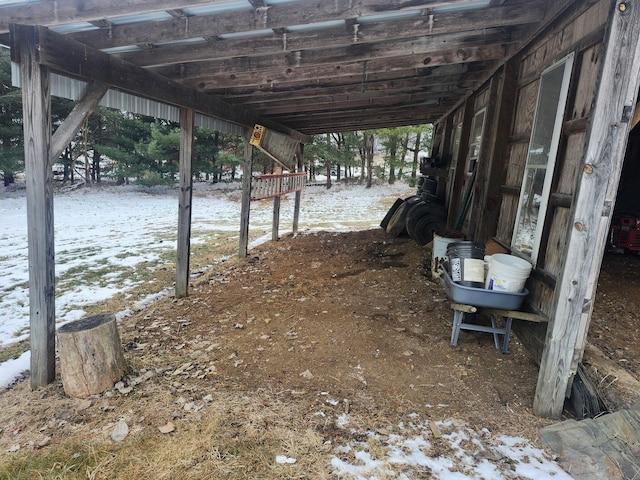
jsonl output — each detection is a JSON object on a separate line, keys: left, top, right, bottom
{"left": 0, "top": 49, "right": 432, "bottom": 188}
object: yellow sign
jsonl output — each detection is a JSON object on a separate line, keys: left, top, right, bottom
{"left": 250, "top": 124, "right": 265, "bottom": 147}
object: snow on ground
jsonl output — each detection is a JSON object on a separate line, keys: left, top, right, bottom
{"left": 0, "top": 180, "right": 571, "bottom": 479}
{"left": 0, "top": 180, "right": 413, "bottom": 360}
{"left": 329, "top": 415, "right": 572, "bottom": 480}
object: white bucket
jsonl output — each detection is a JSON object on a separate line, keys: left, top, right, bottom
{"left": 431, "top": 230, "right": 465, "bottom": 278}
{"left": 485, "top": 254, "right": 532, "bottom": 292}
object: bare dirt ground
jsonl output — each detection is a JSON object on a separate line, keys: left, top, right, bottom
{"left": 0, "top": 227, "right": 637, "bottom": 478}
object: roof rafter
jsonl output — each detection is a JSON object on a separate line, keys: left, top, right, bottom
{"left": 9, "top": 24, "right": 306, "bottom": 141}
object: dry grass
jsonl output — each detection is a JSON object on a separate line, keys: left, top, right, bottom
{"left": 0, "top": 388, "right": 335, "bottom": 480}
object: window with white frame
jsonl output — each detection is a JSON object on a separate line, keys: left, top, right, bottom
{"left": 511, "top": 52, "right": 575, "bottom": 263}
{"left": 466, "top": 108, "right": 486, "bottom": 175}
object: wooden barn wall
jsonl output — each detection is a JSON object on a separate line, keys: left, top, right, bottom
{"left": 435, "top": 0, "right": 611, "bottom": 361}
{"left": 490, "top": 0, "right": 608, "bottom": 322}
{"left": 438, "top": 87, "right": 490, "bottom": 230}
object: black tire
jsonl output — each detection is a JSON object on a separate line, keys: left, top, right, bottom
{"left": 386, "top": 196, "right": 420, "bottom": 237}
{"left": 413, "top": 213, "right": 447, "bottom": 246}
{"left": 405, "top": 201, "right": 447, "bottom": 240}
{"left": 380, "top": 198, "right": 404, "bottom": 230}
{"left": 385, "top": 202, "right": 411, "bottom": 237}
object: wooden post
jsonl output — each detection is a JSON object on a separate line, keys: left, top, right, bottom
{"left": 18, "top": 27, "right": 56, "bottom": 389}
{"left": 272, "top": 195, "right": 281, "bottom": 241}
{"left": 534, "top": 1, "right": 640, "bottom": 418}
{"left": 293, "top": 143, "right": 304, "bottom": 233}
{"left": 57, "top": 314, "right": 126, "bottom": 398}
{"left": 239, "top": 129, "right": 253, "bottom": 258}
{"left": 176, "top": 108, "right": 194, "bottom": 298}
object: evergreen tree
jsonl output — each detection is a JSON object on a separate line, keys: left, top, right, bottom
{"left": 0, "top": 49, "right": 23, "bottom": 186}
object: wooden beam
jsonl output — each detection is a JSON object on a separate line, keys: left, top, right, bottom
{"left": 149, "top": 29, "right": 511, "bottom": 75}
{"left": 18, "top": 26, "right": 56, "bottom": 389}
{"left": 179, "top": 61, "right": 493, "bottom": 92}
{"left": 50, "top": 82, "right": 109, "bottom": 163}
{"left": 223, "top": 80, "right": 474, "bottom": 108}
{"left": 116, "top": 8, "right": 538, "bottom": 67}
{"left": 69, "top": 2, "right": 542, "bottom": 51}
{"left": 534, "top": 0, "right": 640, "bottom": 419}
{"left": 239, "top": 130, "right": 253, "bottom": 259}
{"left": 176, "top": 108, "right": 194, "bottom": 298}
{"left": 9, "top": 24, "right": 307, "bottom": 143}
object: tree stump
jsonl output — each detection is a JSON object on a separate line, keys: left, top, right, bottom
{"left": 57, "top": 313, "right": 126, "bottom": 398}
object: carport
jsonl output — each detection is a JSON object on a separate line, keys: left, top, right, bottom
{"left": 1, "top": 0, "right": 639, "bottom": 419}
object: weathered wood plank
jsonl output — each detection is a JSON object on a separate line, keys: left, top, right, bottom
{"left": 572, "top": 44, "right": 603, "bottom": 121}
{"left": 293, "top": 143, "right": 304, "bottom": 234}
{"left": 179, "top": 61, "right": 494, "bottom": 93}
{"left": 117, "top": 8, "right": 538, "bottom": 67}
{"left": 534, "top": 0, "right": 640, "bottom": 419}
{"left": 446, "top": 98, "right": 474, "bottom": 228}
{"left": 149, "top": 28, "right": 511, "bottom": 73}
{"left": 472, "top": 60, "right": 518, "bottom": 242}
{"left": 556, "top": 132, "right": 586, "bottom": 195}
{"left": 227, "top": 81, "right": 475, "bottom": 110}
{"left": 272, "top": 196, "right": 281, "bottom": 242}
{"left": 74, "top": 3, "right": 542, "bottom": 52}
{"left": 176, "top": 108, "right": 194, "bottom": 298}
{"left": 239, "top": 130, "right": 253, "bottom": 259}
{"left": 18, "top": 26, "right": 56, "bottom": 389}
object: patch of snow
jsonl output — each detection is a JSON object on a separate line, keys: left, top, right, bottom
{"left": 330, "top": 417, "right": 573, "bottom": 480}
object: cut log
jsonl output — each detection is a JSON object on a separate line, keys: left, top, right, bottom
{"left": 57, "top": 313, "right": 126, "bottom": 398}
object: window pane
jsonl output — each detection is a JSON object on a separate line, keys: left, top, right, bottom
{"left": 528, "top": 64, "right": 566, "bottom": 167}
{"left": 513, "top": 168, "right": 546, "bottom": 255}
{"left": 512, "top": 53, "right": 574, "bottom": 263}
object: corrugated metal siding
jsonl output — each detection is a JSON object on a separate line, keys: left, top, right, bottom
{"left": 11, "top": 63, "right": 242, "bottom": 135}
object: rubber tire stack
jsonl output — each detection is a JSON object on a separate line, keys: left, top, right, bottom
{"left": 382, "top": 176, "right": 447, "bottom": 245}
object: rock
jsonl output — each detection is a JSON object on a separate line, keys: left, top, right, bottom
{"left": 36, "top": 436, "right": 52, "bottom": 449}
{"left": 275, "top": 455, "right": 297, "bottom": 464}
{"left": 300, "top": 369, "right": 314, "bottom": 379}
{"left": 111, "top": 419, "right": 129, "bottom": 442}
{"left": 76, "top": 399, "right": 93, "bottom": 411}
{"left": 117, "top": 384, "right": 133, "bottom": 395}
{"left": 7, "top": 444, "right": 20, "bottom": 453}
{"left": 158, "top": 422, "right": 175, "bottom": 434}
